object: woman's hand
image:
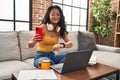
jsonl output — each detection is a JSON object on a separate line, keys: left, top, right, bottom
{"left": 33, "top": 34, "right": 42, "bottom": 42}
{"left": 53, "top": 43, "right": 64, "bottom": 51}
{"left": 28, "top": 34, "right": 42, "bottom": 48}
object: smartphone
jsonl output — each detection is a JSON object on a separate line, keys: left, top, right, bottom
{"left": 36, "top": 27, "right": 43, "bottom": 42}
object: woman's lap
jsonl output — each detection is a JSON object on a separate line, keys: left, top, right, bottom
{"left": 34, "top": 51, "right": 66, "bottom": 68}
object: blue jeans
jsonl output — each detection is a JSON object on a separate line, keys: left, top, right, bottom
{"left": 34, "top": 51, "right": 66, "bottom": 68}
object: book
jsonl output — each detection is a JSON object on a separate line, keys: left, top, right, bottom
{"left": 18, "top": 69, "right": 58, "bottom": 80}
{"left": 89, "top": 55, "right": 97, "bottom": 66}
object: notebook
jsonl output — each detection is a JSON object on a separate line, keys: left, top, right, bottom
{"left": 51, "top": 50, "right": 93, "bottom": 74}
{"left": 17, "top": 69, "right": 58, "bottom": 80}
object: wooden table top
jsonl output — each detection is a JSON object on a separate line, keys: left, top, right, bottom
{"left": 12, "top": 63, "right": 119, "bottom": 80}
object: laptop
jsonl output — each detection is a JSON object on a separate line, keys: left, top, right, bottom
{"left": 50, "top": 50, "right": 93, "bottom": 74}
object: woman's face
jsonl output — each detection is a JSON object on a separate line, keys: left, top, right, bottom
{"left": 49, "top": 8, "right": 60, "bottom": 24}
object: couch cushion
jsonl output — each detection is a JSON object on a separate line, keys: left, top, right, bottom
{"left": 24, "top": 58, "right": 35, "bottom": 68}
{"left": 58, "top": 31, "right": 79, "bottom": 53}
{"left": 92, "top": 51, "right": 120, "bottom": 69}
{"left": 78, "top": 31, "right": 96, "bottom": 51}
{"left": 0, "top": 31, "right": 20, "bottom": 61}
{"left": 0, "top": 60, "right": 33, "bottom": 79}
{"left": 96, "top": 44, "right": 120, "bottom": 53}
{"left": 18, "top": 31, "right": 37, "bottom": 60}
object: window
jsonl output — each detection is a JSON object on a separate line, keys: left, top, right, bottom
{"left": 0, "top": 0, "right": 32, "bottom": 31}
{"left": 52, "top": 0, "right": 89, "bottom": 31}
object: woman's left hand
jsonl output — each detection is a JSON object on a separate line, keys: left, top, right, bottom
{"left": 53, "top": 44, "right": 63, "bottom": 51}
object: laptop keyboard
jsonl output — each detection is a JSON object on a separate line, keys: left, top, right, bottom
{"left": 53, "top": 63, "right": 63, "bottom": 68}
{"left": 51, "top": 63, "right": 63, "bottom": 71}
{"left": 55, "top": 67, "right": 62, "bottom": 72}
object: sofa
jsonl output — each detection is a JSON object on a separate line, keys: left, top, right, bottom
{"left": 0, "top": 31, "right": 120, "bottom": 80}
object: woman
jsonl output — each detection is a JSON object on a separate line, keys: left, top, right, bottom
{"left": 28, "top": 5, "right": 73, "bottom": 68}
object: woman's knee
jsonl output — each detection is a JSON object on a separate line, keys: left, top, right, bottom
{"left": 59, "top": 57, "right": 66, "bottom": 63}
{"left": 34, "top": 58, "right": 42, "bottom": 68}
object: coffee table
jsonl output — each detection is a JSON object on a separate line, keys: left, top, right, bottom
{"left": 12, "top": 63, "right": 119, "bottom": 80}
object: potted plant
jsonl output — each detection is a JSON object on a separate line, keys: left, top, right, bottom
{"left": 90, "top": 0, "right": 116, "bottom": 43}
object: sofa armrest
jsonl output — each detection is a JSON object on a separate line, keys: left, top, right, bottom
{"left": 96, "top": 44, "right": 120, "bottom": 53}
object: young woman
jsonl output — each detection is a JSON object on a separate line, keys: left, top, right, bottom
{"left": 28, "top": 5, "right": 73, "bottom": 68}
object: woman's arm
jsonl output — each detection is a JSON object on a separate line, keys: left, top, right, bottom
{"left": 28, "top": 34, "right": 41, "bottom": 48}
{"left": 53, "top": 32, "right": 73, "bottom": 51}
{"left": 62, "top": 32, "right": 73, "bottom": 48}
{"left": 28, "top": 25, "right": 44, "bottom": 48}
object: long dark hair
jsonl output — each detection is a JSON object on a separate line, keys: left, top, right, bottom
{"left": 42, "top": 5, "right": 68, "bottom": 38}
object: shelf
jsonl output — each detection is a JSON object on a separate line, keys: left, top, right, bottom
{"left": 114, "top": 0, "right": 120, "bottom": 47}
{"left": 117, "top": 14, "right": 120, "bottom": 17}
{"left": 115, "top": 32, "right": 120, "bottom": 35}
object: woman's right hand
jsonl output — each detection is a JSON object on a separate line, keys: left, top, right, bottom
{"left": 28, "top": 34, "right": 41, "bottom": 48}
{"left": 32, "top": 34, "right": 41, "bottom": 42}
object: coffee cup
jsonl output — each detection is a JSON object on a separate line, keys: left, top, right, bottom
{"left": 41, "top": 60, "right": 50, "bottom": 69}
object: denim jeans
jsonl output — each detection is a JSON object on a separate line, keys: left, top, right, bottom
{"left": 34, "top": 51, "right": 66, "bottom": 68}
